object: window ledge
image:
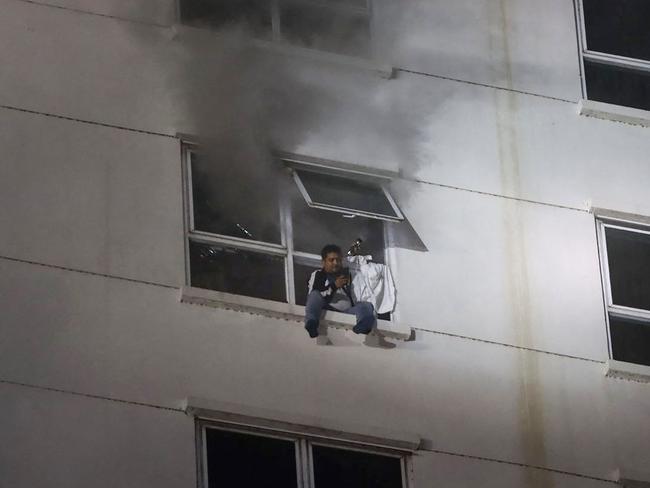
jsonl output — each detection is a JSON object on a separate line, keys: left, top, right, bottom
{"left": 184, "top": 397, "right": 421, "bottom": 451}
{"left": 171, "top": 24, "right": 394, "bottom": 79}
{"left": 604, "top": 359, "right": 650, "bottom": 384}
{"left": 578, "top": 99, "right": 650, "bottom": 128}
{"left": 180, "top": 286, "right": 412, "bottom": 340}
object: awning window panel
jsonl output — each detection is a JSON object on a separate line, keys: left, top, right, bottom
{"left": 293, "top": 169, "right": 403, "bottom": 222}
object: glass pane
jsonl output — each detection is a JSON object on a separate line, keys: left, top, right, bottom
{"left": 585, "top": 60, "right": 650, "bottom": 112}
{"left": 205, "top": 428, "right": 297, "bottom": 488}
{"left": 610, "top": 315, "right": 650, "bottom": 367}
{"left": 279, "top": 3, "right": 371, "bottom": 57}
{"left": 583, "top": 0, "right": 650, "bottom": 62}
{"left": 294, "top": 260, "right": 320, "bottom": 306}
{"left": 292, "top": 192, "right": 385, "bottom": 263}
{"left": 179, "top": 0, "right": 272, "bottom": 37}
{"left": 312, "top": 445, "right": 403, "bottom": 488}
{"left": 605, "top": 227, "right": 650, "bottom": 311}
{"left": 189, "top": 241, "right": 287, "bottom": 302}
{"left": 295, "top": 170, "right": 399, "bottom": 219}
{"left": 191, "top": 153, "right": 281, "bottom": 243}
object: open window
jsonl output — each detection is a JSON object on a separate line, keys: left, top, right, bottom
{"left": 579, "top": 0, "right": 650, "bottom": 112}
{"left": 183, "top": 145, "right": 402, "bottom": 310}
{"left": 197, "top": 421, "right": 410, "bottom": 488}
{"left": 178, "top": 0, "right": 372, "bottom": 58}
{"left": 597, "top": 219, "right": 650, "bottom": 367}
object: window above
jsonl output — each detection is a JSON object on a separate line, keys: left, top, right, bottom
{"left": 178, "top": 0, "right": 372, "bottom": 58}
{"left": 598, "top": 219, "right": 650, "bottom": 368}
{"left": 580, "top": 0, "right": 650, "bottom": 112}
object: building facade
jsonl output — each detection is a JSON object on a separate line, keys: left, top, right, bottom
{"left": 1, "top": 0, "right": 650, "bottom": 486}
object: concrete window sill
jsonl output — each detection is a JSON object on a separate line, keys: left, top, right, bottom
{"left": 180, "top": 286, "right": 412, "bottom": 340}
{"left": 578, "top": 99, "right": 650, "bottom": 128}
{"left": 604, "top": 359, "right": 650, "bottom": 384}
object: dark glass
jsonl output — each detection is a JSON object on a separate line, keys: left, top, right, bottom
{"left": 585, "top": 60, "right": 650, "bottom": 112}
{"left": 292, "top": 198, "right": 385, "bottom": 263}
{"left": 583, "top": 0, "right": 650, "bottom": 62}
{"left": 189, "top": 241, "right": 286, "bottom": 302}
{"left": 191, "top": 154, "right": 281, "bottom": 244}
{"left": 179, "top": 0, "right": 272, "bottom": 37}
{"left": 296, "top": 170, "right": 398, "bottom": 220}
{"left": 279, "top": 3, "right": 370, "bottom": 57}
{"left": 610, "top": 315, "right": 650, "bottom": 367}
{"left": 312, "top": 445, "right": 403, "bottom": 488}
{"left": 606, "top": 227, "right": 650, "bottom": 311}
{"left": 205, "top": 428, "right": 297, "bottom": 488}
{"left": 294, "top": 260, "right": 318, "bottom": 306}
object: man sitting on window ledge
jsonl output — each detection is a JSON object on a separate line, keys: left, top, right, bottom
{"left": 304, "top": 244, "right": 375, "bottom": 338}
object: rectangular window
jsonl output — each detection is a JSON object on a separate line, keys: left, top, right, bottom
{"left": 178, "top": 0, "right": 372, "bottom": 58}
{"left": 183, "top": 146, "right": 400, "bottom": 306}
{"left": 598, "top": 220, "right": 650, "bottom": 367}
{"left": 198, "top": 421, "right": 409, "bottom": 488}
{"left": 579, "top": 0, "right": 650, "bottom": 111}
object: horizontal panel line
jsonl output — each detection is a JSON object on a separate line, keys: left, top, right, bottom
{"left": 0, "top": 254, "right": 179, "bottom": 289}
{"left": 395, "top": 68, "right": 575, "bottom": 104}
{"left": 410, "top": 326, "right": 604, "bottom": 363}
{"left": 0, "top": 377, "right": 184, "bottom": 412}
{"left": 420, "top": 446, "right": 617, "bottom": 484}
{"left": 8, "top": 0, "right": 171, "bottom": 28}
{"left": 0, "top": 104, "right": 177, "bottom": 138}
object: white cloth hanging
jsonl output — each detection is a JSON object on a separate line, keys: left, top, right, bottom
{"left": 347, "top": 255, "right": 396, "bottom": 314}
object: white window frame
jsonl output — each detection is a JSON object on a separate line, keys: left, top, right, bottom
{"left": 596, "top": 218, "right": 650, "bottom": 361}
{"left": 182, "top": 144, "right": 393, "bottom": 308}
{"left": 196, "top": 419, "right": 412, "bottom": 488}
{"left": 576, "top": 0, "right": 650, "bottom": 107}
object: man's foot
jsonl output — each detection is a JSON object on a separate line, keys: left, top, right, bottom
{"left": 353, "top": 315, "right": 374, "bottom": 335}
{"left": 305, "top": 319, "right": 319, "bottom": 338}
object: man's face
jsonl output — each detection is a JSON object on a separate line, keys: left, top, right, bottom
{"left": 322, "top": 252, "right": 343, "bottom": 274}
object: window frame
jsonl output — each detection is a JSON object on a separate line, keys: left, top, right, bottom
{"left": 196, "top": 418, "right": 412, "bottom": 488}
{"left": 596, "top": 218, "right": 650, "bottom": 362}
{"left": 181, "top": 143, "right": 392, "bottom": 307}
{"left": 176, "top": 0, "right": 373, "bottom": 58}
{"left": 576, "top": 0, "right": 650, "bottom": 107}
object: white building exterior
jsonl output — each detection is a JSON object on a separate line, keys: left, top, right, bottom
{"left": 1, "top": 0, "right": 650, "bottom": 486}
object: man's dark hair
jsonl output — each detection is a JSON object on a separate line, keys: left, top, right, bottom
{"left": 321, "top": 244, "right": 342, "bottom": 260}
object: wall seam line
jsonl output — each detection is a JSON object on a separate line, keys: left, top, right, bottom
{"left": 402, "top": 176, "right": 590, "bottom": 212}
{"left": 0, "top": 104, "right": 176, "bottom": 139}
{"left": 0, "top": 378, "right": 184, "bottom": 412}
{"left": 7, "top": 0, "right": 170, "bottom": 28}
{"left": 420, "top": 447, "right": 617, "bottom": 484}
{"left": 0, "top": 254, "right": 178, "bottom": 289}
{"left": 396, "top": 67, "right": 576, "bottom": 104}
{"left": 410, "top": 326, "right": 604, "bottom": 363}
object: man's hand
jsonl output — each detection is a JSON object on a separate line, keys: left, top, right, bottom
{"left": 334, "top": 275, "right": 349, "bottom": 289}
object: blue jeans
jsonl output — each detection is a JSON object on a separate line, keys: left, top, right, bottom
{"left": 305, "top": 290, "right": 375, "bottom": 334}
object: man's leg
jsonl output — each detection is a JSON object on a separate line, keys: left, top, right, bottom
{"left": 305, "top": 290, "right": 326, "bottom": 338}
{"left": 346, "top": 302, "right": 375, "bottom": 335}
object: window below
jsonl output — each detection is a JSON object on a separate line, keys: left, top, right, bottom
{"left": 183, "top": 146, "right": 402, "bottom": 309}
{"left": 598, "top": 219, "right": 650, "bottom": 367}
{"left": 179, "top": 0, "right": 372, "bottom": 58}
{"left": 199, "top": 421, "right": 409, "bottom": 488}
{"left": 579, "top": 0, "right": 650, "bottom": 112}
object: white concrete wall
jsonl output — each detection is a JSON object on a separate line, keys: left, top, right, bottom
{"left": 2, "top": 0, "right": 650, "bottom": 486}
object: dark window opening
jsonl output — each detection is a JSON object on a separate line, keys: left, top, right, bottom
{"left": 179, "top": 0, "right": 273, "bottom": 38}
{"left": 610, "top": 315, "right": 650, "bottom": 367}
{"left": 189, "top": 241, "right": 287, "bottom": 302}
{"left": 605, "top": 227, "right": 650, "bottom": 311}
{"left": 583, "top": 0, "right": 650, "bottom": 62}
{"left": 205, "top": 428, "right": 297, "bottom": 488}
{"left": 312, "top": 444, "right": 403, "bottom": 488}
{"left": 585, "top": 60, "right": 650, "bottom": 112}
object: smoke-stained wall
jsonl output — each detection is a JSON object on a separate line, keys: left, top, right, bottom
{"left": 1, "top": 0, "right": 650, "bottom": 486}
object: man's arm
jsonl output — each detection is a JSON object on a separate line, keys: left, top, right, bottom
{"left": 308, "top": 270, "right": 339, "bottom": 298}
